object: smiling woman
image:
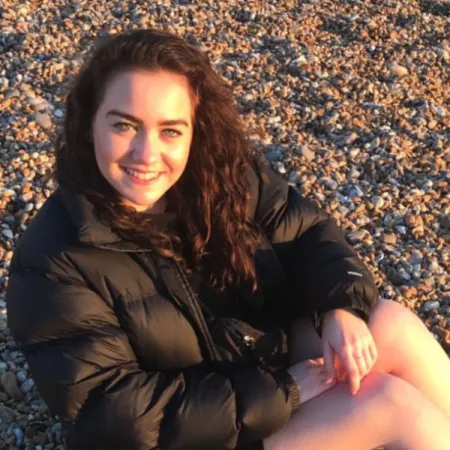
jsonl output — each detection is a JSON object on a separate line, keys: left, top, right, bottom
{"left": 6, "top": 28, "right": 450, "bottom": 450}
{"left": 91, "top": 70, "right": 194, "bottom": 213}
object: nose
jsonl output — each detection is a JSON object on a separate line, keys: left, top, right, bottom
{"left": 131, "top": 132, "right": 160, "bottom": 165}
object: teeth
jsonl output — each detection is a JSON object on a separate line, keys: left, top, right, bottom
{"left": 124, "top": 168, "right": 161, "bottom": 181}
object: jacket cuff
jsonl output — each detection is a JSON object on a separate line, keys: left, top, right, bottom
{"left": 311, "top": 306, "right": 369, "bottom": 338}
{"left": 272, "top": 369, "right": 301, "bottom": 415}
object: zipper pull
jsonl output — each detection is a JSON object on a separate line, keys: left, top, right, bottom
{"left": 243, "top": 335, "right": 256, "bottom": 349}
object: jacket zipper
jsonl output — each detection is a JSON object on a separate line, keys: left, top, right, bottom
{"left": 93, "top": 243, "right": 219, "bottom": 362}
{"left": 173, "top": 260, "right": 221, "bottom": 362}
{"left": 93, "top": 244, "right": 264, "bottom": 366}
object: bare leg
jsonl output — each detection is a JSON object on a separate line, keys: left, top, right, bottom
{"left": 369, "top": 298, "right": 450, "bottom": 420}
{"left": 289, "top": 299, "right": 450, "bottom": 420}
{"left": 264, "top": 372, "right": 450, "bottom": 450}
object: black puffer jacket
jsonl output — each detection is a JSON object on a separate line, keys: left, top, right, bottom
{"left": 6, "top": 163, "right": 378, "bottom": 450}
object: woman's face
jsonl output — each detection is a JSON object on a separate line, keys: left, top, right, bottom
{"left": 92, "top": 69, "right": 194, "bottom": 213}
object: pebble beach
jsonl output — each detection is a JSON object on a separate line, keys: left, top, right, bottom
{"left": 0, "top": 0, "right": 449, "bottom": 447}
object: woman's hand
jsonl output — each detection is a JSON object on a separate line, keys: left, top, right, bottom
{"left": 287, "top": 357, "right": 337, "bottom": 405}
{"left": 321, "top": 309, "right": 378, "bottom": 395}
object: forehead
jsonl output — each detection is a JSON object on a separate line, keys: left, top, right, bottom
{"left": 100, "top": 69, "right": 194, "bottom": 120}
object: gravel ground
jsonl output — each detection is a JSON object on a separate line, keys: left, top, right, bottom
{"left": 0, "top": 0, "right": 449, "bottom": 448}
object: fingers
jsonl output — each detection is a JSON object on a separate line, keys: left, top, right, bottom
{"left": 339, "top": 350, "right": 361, "bottom": 395}
{"left": 322, "top": 340, "right": 335, "bottom": 382}
{"left": 308, "top": 357, "right": 324, "bottom": 366}
{"left": 339, "top": 338, "right": 378, "bottom": 394}
{"left": 369, "top": 340, "right": 378, "bottom": 365}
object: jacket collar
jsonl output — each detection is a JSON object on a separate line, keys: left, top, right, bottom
{"left": 54, "top": 163, "right": 260, "bottom": 252}
{"left": 55, "top": 187, "right": 154, "bottom": 252}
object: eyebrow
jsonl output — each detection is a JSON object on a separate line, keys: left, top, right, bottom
{"left": 106, "top": 109, "right": 189, "bottom": 127}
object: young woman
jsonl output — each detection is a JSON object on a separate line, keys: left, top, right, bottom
{"left": 6, "top": 29, "right": 450, "bottom": 450}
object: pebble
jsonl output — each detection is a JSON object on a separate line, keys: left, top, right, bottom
{"left": 7, "top": 423, "right": 24, "bottom": 448}
{"left": 371, "top": 196, "right": 385, "bottom": 209}
{"left": 0, "top": 372, "right": 23, "bottom": 400}
{"left": 35, "top": 113, "right": 53, "bottom": 130}
{"left": 20, "top": 378, "right": 35, "bottom": 393}
{"left": 16, "top": 370, "right": 28, "bottom": 383}
{"left": 383, "top": 233, "right": 397, "bottom": 245}
{"left": 0, "top": 0, "right": 449, "bottom": 445}
{"left": 348, "top": 230, "right": 369, "bottom": 243}
{"left": 300, "top": 146, "right": 315, "bottom": 162}
{"left": 2, "top": 229, "right": 14, "bottom": 240}
{"left": 0, "top": 406, "right": 15, "bottom": 425}
{"left": 388, "top": 62, "right": 409, "bottom": 77}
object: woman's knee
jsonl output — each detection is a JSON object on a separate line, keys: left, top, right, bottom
{"left": 369, "top": 299, "right": 423, "bottom": 358}
{"left": 370, "top": 298, "right": 418, "bottom": 333}
{"left": 362, "top": 372, "right": 426, "bottom": 416}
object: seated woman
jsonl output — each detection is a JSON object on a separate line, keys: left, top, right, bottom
{"left": 6, "top": 29, "right": 450, "bottom": 450}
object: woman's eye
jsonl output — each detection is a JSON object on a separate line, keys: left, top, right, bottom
{"left": 113, "top": 122, "right": 135, "bottom": 132}
{"left": 162, "top": 129, "right": 182, "bottom": 138}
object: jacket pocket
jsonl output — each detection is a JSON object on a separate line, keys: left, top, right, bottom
{"left": 208, "top": 317, "right": 288, "bottom": 371}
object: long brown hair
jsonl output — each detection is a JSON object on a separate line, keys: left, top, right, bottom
{"left": 55, "top": 29, "right": 268, "bottom": 293}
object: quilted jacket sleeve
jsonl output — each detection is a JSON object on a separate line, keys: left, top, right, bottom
{"left": 249, "top": 162, "right": 379, "bottom": 335}
{"left": 6, "top": 264, "right": 295, "bottom": 450}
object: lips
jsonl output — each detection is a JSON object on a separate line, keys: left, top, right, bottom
{"left": 121, "top": 166, "right": 165, "bottom": 185}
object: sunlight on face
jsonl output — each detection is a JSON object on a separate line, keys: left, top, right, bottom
{"left": 92, "top": 69, "right": 194, "bottom": 213}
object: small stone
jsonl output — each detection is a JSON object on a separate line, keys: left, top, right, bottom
{"left": 323, "top": 178, "right": 338, "bottom": 190}
{"left": 371, "top": 196, "right": 384, "bottom": 209}
{"left": 274, "top": 161, "right": 286, "bottom": 174}
{"left": 28, "top": 97, "right": 49, "bottom": 111}
{"left": 300, "top": 146, "right": 315, "bottom": 161}
{"left": 348, "top": 167, "right": 361, "bottom": 179}
{"left": 398, "top": 267, "right": 411, "bottom": 281}
{"left": 16, "top": 370, "right": 27, "bottom": 383}
{"left": 436, "top": 48, "right": 450, "bottom": 61}
{"left": 440, "top": 215, "right": 450, "bottom": 229}
{"left": 403, "top": 287, "right": 417, "bottom": 300}
{"left": 389, "top": 62, "right": 409, "bottom": 77}
{"left": 349, "top": 185, "right": 364, "bottom": 198}
{"left": 395, "top": 225, "right": 407, "bottom": 235}
{"left": 434, "top": 326, "right": 450, "bottom": 341}
{"left": 0, "top": 406, "right": 15, "bottom": 425}
{"left": 7, "top": 423, "right": 24, "bottom": 448}
{"left": 35, "top": 113, "right": 53, "bottom": 130}
{"left": 0, "top": 372, "right": 23, "bottom": 400}
{"left": 344, "top": 132, "right": 359, "bottom": 145}
{"left": 383, "top": 233, "right": 397, "bottom": 245}
{"left": 408, "top": 250, "right": 424, "bottom": 265}
{"left": 20, "top": 377, "right": 35, "bottom": 393}
{"left": 436, "top": 107, "right": 446, "bottom": 118}
{"left": 387, "top": 268, "right": 405, "bottom": 286}
{"left": 266, "top": 149, "right": 281, "bottom": 162}
{"left": 54, "top": 109, "right": 64, "bottom": 118}
{"left": 20, "top": 191, "right": 34, "bottom": 203}
{"left": 428, "top": 119, "right": 437, "bottom": 129}
{"left": 2, "top": 229, "right": 14, "bottom": 240}
{"left": 423, "top": 301, "right": 440, "bottom": 312}
{"left": 348, "top": 229, "right": 368, "bottom": 242}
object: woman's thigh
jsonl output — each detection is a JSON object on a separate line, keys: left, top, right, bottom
{"left": 265, "top": 372, "right": 450, "bottom": 450}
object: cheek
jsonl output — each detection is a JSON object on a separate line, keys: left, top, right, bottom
{"left": 165, "top": 142, "right": 191, "bottom": 171}
{"left": 95, "top": 134, "right": 129, "bottom": 167}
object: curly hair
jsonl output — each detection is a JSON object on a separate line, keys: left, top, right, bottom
{"left": 54, "top": 28, "right": 269, "bottom": 294}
